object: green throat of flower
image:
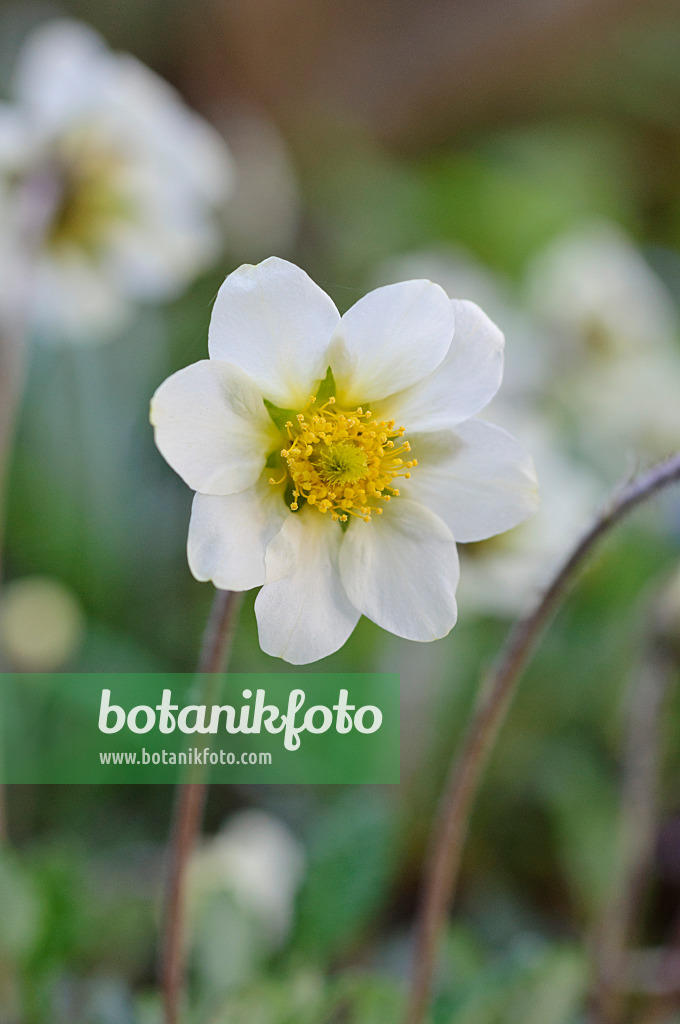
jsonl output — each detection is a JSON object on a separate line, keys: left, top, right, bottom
{"left": 266, "top": 371, "right": 417, "bottom": 523}
{"left": 316, "top": 441, "right": 369, "bottom": 486}
{"left": 48, "top": 140, "right": 133, "bottom": 255}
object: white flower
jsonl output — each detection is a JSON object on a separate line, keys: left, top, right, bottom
{"left": 151, "top": 257, "right": 539, "bottom": 664}
{"left": 525, "top": 222, "right": 680, "bottom": 468}
{"left": 525, "top": 221, "right": 678, "bottom": 358}
{"left": 188, "top": 810, "right": 305, "bottom": 949}
{"left": 0, "top": 19, "right": 233, "bottom": 341}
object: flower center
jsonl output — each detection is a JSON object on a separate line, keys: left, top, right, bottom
{"left": 316, "top": 441, "right": 368, "bottom": 486}
{"left": 48, "top": 133, "right": 133, "bottom": 255}
{"left": 270, "top": 395, "right": 417, "bottom": 522}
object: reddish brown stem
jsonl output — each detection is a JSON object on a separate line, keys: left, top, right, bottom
{"left": 160, "top": 588, "right": 243, "bottom": 1024}
{"left": 406, "top": 453, "right": 680, "bottom": 1024}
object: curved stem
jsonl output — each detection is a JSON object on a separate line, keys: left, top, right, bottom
{"left": 160, "top": 588, "right": 243, "bottom": 1024}
{"left": 406, "top": 453, "right": 680, "bottom": 1024}
{"left": 0, "top": 323, "right": 26, "bottom": 559}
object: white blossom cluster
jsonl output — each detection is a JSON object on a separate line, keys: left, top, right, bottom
{"left": 0, "top": 19, "right": 234, "bottom": 341}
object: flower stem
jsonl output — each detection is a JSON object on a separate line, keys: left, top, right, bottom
{"left": 405, "top": 452, "right": 680, "bottom": 1024}
{"left": 160, "top": 588, "right": 243, "bottom": 1024}
{"left": 0, "top": 322, "right": 26, "bottom": 572}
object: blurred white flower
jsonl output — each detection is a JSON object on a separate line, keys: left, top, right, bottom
{"left": 151, "top": 257, "right": 538, "bottom": 664}
{"left": 526, "top": 221, "right": 678, "bottom": 358}
{"left": 0, "top": 19, "right": 234, "bottom": 341}
{"left": 189, "top": 810, "right": 305, "bottom": 949}
{"left": 525, "top": 223, "right": 680, "bottom": 468}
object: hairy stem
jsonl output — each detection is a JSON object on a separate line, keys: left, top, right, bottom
{"left": 160, "top": 588, "right": 243, "bottom": 1024}
{"left": 406, "top": 453, "right": 680, "bottom": 1024}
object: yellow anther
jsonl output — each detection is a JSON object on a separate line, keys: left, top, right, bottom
{"left": 270, "top": 396, "right": 415, "bottom": 521}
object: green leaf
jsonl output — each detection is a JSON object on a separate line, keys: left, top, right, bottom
{"left": 327, "top": 975, "right": 406, "bottom": 1024}
{"left": 262, "top": 366, "right": 335, "bottom": 433}
{"left": 263, "top": 399, "right": 297, "bottom": 433}
{"left": 315, "top": 366, "right": 336, "bottom": 404}
{"left": 294, "top": 790, "right": 397, "bottom": 961}
{"left": 0, "top": 850, "right": 45, "bottom": 960}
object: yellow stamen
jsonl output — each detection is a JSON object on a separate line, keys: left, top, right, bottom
{"left": 269, "top": 394, "right": 417, "bottom": 522}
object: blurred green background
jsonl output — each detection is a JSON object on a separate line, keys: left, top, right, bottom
{"left": 1, "top": 1, "right": 680, "bottom": 1021}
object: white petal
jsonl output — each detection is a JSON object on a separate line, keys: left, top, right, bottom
{"left": 151, "top": 360, "right": 276, "bottom": 495}
{"left": 339, "top": 498, "right": 459, "bottom": 642}
{"left": 188, "top": 479, "right": 287, "bottom": 591}
{"left": 208, "top": 258, "right": 340, "bottom": 408}
{"left": 255, "top": 510, "right": 360, "bottom": 664}
{"left": 330, "top": 280, "right": 454, "bottom": 404}
{"left": 383, "top": 300, "right": 504, "bottom": 431}
{"left": 13, "top": 20, "right": 110, "bottom": 129}
{"left": 96, "top": 51, "right": 234, "bottom": 207}
{"left": 407, "top": 420, "right": 539, "bottom": 543}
